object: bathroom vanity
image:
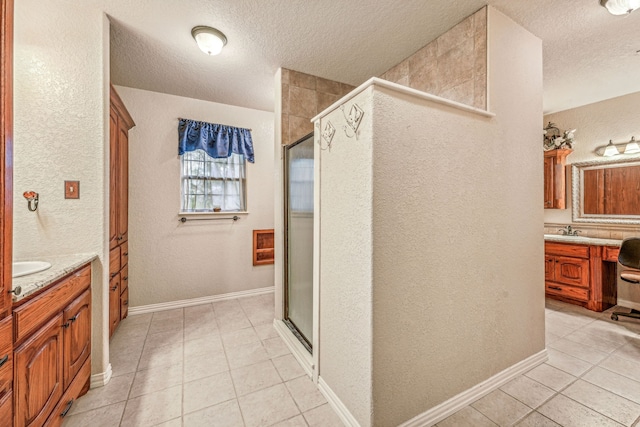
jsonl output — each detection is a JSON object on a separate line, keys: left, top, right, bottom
{"left": 544, "top": 235, "right": 620, "bottom": 311}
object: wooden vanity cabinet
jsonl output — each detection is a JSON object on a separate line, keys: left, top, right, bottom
{"left": 109, "top": 85, "right": 134, "bottom": 338}
{"left": 13, "top": 265, "right": 91, "bottom": 427}
{"left": 0, "top": 316, "right": 13, "bottom": 427}
{"left": 544, "top": 149, "right": 572, "bottom": 209}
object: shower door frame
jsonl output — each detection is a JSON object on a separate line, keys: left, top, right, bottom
{"left": 283, "top": 132, "right": 315, "bottom": 353}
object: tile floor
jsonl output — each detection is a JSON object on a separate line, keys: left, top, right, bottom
{"left": 61, "top": 295, "right": 640, "bottom": 427}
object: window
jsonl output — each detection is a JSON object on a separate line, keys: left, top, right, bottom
{"left": 181, "top": 150, "right": 246, "bottom": 212}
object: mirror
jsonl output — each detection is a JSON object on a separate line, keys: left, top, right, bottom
{"left": 572, "top": 157, "right": 640, "bottom": 224}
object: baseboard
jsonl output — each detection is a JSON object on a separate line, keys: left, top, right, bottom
{"left": 318, "top": 376, "right": 361, "bottom": 427}
{"left": 90, "top": 363, "right": 112, "bottom": 388}
{"left": 274, "top": 319, "right": 314, "bottom": 378}
{"left": 616, "top": 298, "right": 640, "bottom": 312}
{"left": 398, "top": 349, "right": 548, "bottom": 427}
{"left": 128, "top": 286, "right": 275, "bottom": 315}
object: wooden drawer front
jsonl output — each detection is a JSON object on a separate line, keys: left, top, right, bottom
{"left": 0, "top": 351, "right": 11, "bottom": 403}
{"left": 545, "top": 242, "right": 590, "bottom": 259}
{"left": 0, "top": 316, "right": 11, "bottom": 358}
{"left": 121, "top": 265, "right": 128, "bottom": 292}
{"left": 120, "top": 286, "right": 129, "bottom": 321}
{"left": 120, "top": 241, "right": 128, "bottom": 268}
{"left": 109, "top": 246, "right": 121, "bottom": 277}
{"left": 555, "top": 257, "right": 590, "bottom": 288}
{"left": 14, "top": 266, "right": 91, "bottom": 345}
{"left": 546, "top": 282, "right": 589, "bottom": 302}
{"left": 44, "top": 358, "right": 90, "bottom": 427}
{"left": 603, "top": 246, "right": 620, "bottom": 262}
{"left": 0, "top": 391, "right": 12, "bottom": 427}
{"left": 544, "top": 256, "right": 555, "bottom": 281}
{"left": 109, "top": 275, "right": 121, "bottom": 338}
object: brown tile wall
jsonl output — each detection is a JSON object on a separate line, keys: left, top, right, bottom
{"left": 281, "top": 68, "right": 355, "bottom": 146}
{"left": 379, "top": 7, "right": 487, "bottom": 110}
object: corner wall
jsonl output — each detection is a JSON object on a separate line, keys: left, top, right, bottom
{"left": 13, "top": 0, "right": 110, "bottom": 376}
{"left": 115, "top": 86, "right": 275, "bottom": 306}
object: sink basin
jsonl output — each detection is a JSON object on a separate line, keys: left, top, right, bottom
{"left": 13, "top": 261, "right": 52, "bottom": 278}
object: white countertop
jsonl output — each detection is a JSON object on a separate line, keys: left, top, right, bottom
{"left": 544, "top": 234, "right": 622, "bottom": 247}
{"left": 12, "top": 253, "right": 97, "bottom": 303}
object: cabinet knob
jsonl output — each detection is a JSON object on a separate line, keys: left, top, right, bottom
{"left": 62, "top": 322, "right": 71, "bottom": 329}
{"left": 0, "top": 355, "right": 8, "bottom": 367}
{"left": 549, "top": 286, "right": 562, "bottom": 291}
{"left": 124, "top": 252, "right": 128, "bottom": 256}
{"left": 61, "top": 400, "right": 74, "bottom": 417}
{"left": 111, "top": 285, "right": 118, "bottom": 291}
{"left": 123, "top": 276, "right": 128, "bottom": 281}
{"left": 124, "top": 300, "right": 129, "bottom": 306}
{"left": 69, "top": 315, "right": 78, "bottom": 323}
{"left": 110, "top": 272, "right": 118, "bottom": 279}
{"left": 7, "top": 286, "right": 22, "bottom": 296}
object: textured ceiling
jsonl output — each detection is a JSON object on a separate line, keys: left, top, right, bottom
{"left": 92, "top": 0, "right": 640, "bottom": 113}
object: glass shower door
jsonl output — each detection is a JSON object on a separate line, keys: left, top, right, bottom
{"left": 284, "top": 133, "right": 314, "bottom": 351}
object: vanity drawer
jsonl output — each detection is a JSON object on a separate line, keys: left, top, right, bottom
{"left": 120, "top": 241, "right": 128, "bottom": 268}
{"left": 120, "top": 265, "right": 128, "bottom": 292}
{"left": 0, "top": 316, "right": 11, "bottom": 357}
{"left": 603, "top": 246, "right": 620, "bottom": 263}
{"left": 120, "top": 286, "right": 129, "bottom": 321}
{"left": 14, "top": 265, "right": 91, "bottom": 344}
{"left": 0, "top": 351, "right": 11, "bottom": 403}
{"left": 546, "top": 282, "right": 589, "bottom": 302}
{"left": 545, "top": 242, "right": 590, "bottom": 259}
{"left": 109, "top": 246, "right": 121, "bottom": 277}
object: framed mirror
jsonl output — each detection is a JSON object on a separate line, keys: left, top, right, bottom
{"left": 572, "top": 157, "right": 640, "bottom": 224}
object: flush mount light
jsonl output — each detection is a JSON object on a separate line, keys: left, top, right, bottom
{"left": 600, "top": 0, "right": 640, "bottom": 15}
{"left": 603, "top": 140, "right": 620, "bottom": 156}
{"left": 191, "top": 26, "right": 227, "bottom": 56}
{"left": 625, "top": 136, "right": 640, "bottom": 154}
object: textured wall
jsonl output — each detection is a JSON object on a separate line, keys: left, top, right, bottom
{"left": 543, "top": 91, "right": 640, "bottom": 306}
{"left": 115, "top": 86, "right": 275, "bottom": 306}
{"left": 13, "top": 0, "right": 110, "bottom": 376}
{"left": 380, "top": 7, "right": 487, "bottom": 110}
{"left": 315, "top": 7, "right": 544, "bottom": 426}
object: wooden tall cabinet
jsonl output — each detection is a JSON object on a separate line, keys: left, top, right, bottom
{"left": 109, "top": 85, "right": 134, "bottom": 338}
{"left": 543, "top": 149, "right": 572, "bottom": 209}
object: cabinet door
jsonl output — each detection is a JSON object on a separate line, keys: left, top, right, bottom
{"left": 555, "top": 256, "right": 590, "bottom": 288}
{"left": 117, "top": 121, "right": 128, "bottom": 244}
{"left": 109, "top": 107, "right": 119, "bottom": 250}
{"left": 0, "top": 391, "right": 12, "bottom": 427}
{"left": 544, "top": 255, "right": 555, "bottom": 281}
{"left": 63, "top": 290, "right": 91, "bottom": 390}
{"left": 109, "top": 274, "right": 121, "bottom": 338}
{"left": 120, "top": 286, "right": 129, "bottom": 321}
{"left": 14, "top": 313, "right": 64, "bottom": 427}
{"left": 543, "top": 155, "right": 554, "bottom": 208}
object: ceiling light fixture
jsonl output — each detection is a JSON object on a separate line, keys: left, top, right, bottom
{"left": 191, "top": 26, "right": 227, "bottom": 56}
{"left": 600, "top": 0, "right": 640, "bottom": 15}
{"left": 625, "top": 136, "right": 640, "bottom": 154}
{"left": 603, "top": 140, "right": 621, "bottom": 156}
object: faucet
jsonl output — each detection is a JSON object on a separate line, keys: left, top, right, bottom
{"left": 558, "top": 225, "right": 580, "bottom": 236}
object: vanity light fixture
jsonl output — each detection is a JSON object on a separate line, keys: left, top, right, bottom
{"left": 625, "top": 136, "right": 640, "bottom": 154}
{"left": 603, "top": 140, "right": 620, "bottom": 157}
{"left": 600, "top": 0, "right": 640, "bottom": 15}
{"left": 191, "top": 26, "right": 227, "bottom": 56}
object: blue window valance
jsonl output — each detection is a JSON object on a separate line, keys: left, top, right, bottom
{"left": 178, "top": 118, "right": 255, "bottom": 163}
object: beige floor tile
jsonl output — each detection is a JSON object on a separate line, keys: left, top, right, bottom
{"left": 110, "top": 348, "right": 143, "bottom": 377}
{"left": 264, "top": 336, "right": 291, "bottom": 359}
{"left": 500, "top": 375, "right": 556, "bottom": 409}
{"left": 272, "top": 415, "right": 309, "bottom": 427}
{"left": 62, "top": 401, "right": 125, "bottom": 427}
{"left": 545, "top": 322, "right": 577, "bottom": 339}
{"left": 226, "top": 341, "right": 270, "bottom": 370}
{"left": 138, "top": 341, "right": 184, "bottom": 371}
{"left": 123, "top": 312, "right": 153, "bottom": 325}
{"left": 184, "top": 351, "right": 229, "bottom": 382}
{"left": 120, "top": 384, "right": 182, "bottom": 427}
{"left": 547, "top": 311, "right": 597, "bottom": 330}
{"left": 548, "top": 338, "right": 610, "bottom": 364}
{"left": 524, "top": 363, "right": 577, "bottom": 392}
{"left": 148, "top": 317, "right": 184, "bottom": 335}
{"left": 254, "top": 323, "right": 279, "bottom": 341}
{"left": 183, "top": 399, "right": 245, "bottom": 427}
{"left": 129, "top": 362, "right": 183, "bottom": 398}
{"left": 222, "top": 327, "right": 261, "bottom": 349}
{"left": 155, "top": 418, "right": 183, "bottom": 427}
{"left": 247, "top": 308, "right": 274, "bottom": 327}
{"left": 152, "top": 308, "right": 184, "bottom": 321}
{"left": 600, "top": 354, "right": 640, "bottom": 382}
{"left": 612, "top": 340, "right": 640, "bottom": 363}
{"left": 238, "top": 383, "right": 300, "bottom": 427}
{"left": 471, "top": 389, "right": 531, "bottom": 425}
{"left": 285, "top": 376, "right": 326, "bottom": 413}
{"left": 143, "top": 329, "right": 184, "bottom": 350}
{"left": 183, "top": 371, "right": 236, "bottom": 415}
{"left": 579, "top": 320, "right": 637, "bottom": 347}
{"left": 436, "top": 406, "right": 498, "bottom": 427}
{"left": 546, "top": 348, "right": 593, "bottom": 377}
{"left": 184, "top": 303, "right": 214, "bottom": 317}
{"left": 582, "top": 367, "right": 640, "bottom": 405}
{"left": 545, "top": 331, "right": 562, "bottom": 345}
{"left": 515, "top": 411, "right": 561, "bottom": 426}
{"left": 230, "top": 360, "right": 283, "bottom": 396}
{"left": 184, "top": 334, "right": 224, "bottom": 358}
{"left": 184, "top": 320, "right": 219, "bottom": 341}
{"left": 67, "top": 373, "right": 134, "bottom": 416}
{"left": 217, "top": 314, "right": 254, "bottom": 333}
{"left": 303, "top": 404, "right": 344, "bottom": 427}
{"left": 562, "top": 379, "right": 640, "bottom": 426}
{"left": 538, "top": 394, "right": 624, "bottom": 427}
{"left": 272, "top": 354, "right": 306, "bottom": 382}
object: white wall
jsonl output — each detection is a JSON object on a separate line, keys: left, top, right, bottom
{"left": 315, "top": 7, "right": 544, "bottom": 426}
{"left": 544, "top": 91, "right": 640, "bottom": 306}
{"left": 115, "top": 86, "right": 275, "bottom": 306}
{"left": 13, "top": 0, "right": 110, "bottom": 377}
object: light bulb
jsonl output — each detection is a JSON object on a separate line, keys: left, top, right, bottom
{"left": 192, "top": 26, "right": 227, "bottom": 56}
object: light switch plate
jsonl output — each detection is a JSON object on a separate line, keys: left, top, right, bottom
{"left": 65, "top": 181, "right": 80, "bottom": 199}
